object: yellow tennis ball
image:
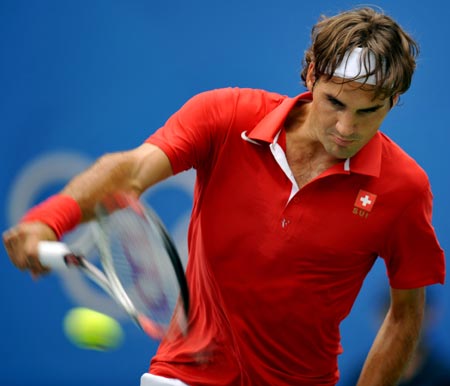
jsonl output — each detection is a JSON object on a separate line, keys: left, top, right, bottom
{"left": 63, "top": 307, "right": 124, "bottom": 351}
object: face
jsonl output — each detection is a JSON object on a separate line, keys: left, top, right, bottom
{"left": 305, "top": 65, "right": 396, "bottom": 160}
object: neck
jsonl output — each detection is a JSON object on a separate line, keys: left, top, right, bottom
{"left": 284, "top": 103, "right": 337, "bottom": 164}
{"left": 283, "top": 105, "right": 339, "bottom": 188}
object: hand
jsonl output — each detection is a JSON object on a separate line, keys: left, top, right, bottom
{"left": 2, "top": 222, "right": 58, "bottom": 277}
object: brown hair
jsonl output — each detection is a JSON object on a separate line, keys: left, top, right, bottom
{"left": 300, "top": 7, "right": 419, "bottom": 99}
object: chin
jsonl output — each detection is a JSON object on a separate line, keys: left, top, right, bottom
{"left": 324, "top": 144, "right": 355, "bottom": 160}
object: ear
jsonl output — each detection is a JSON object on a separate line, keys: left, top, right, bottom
{"left": 391, "top": 94, "right": 399, "bottom": 107}
{"left": 306, "top": 63, "right": 316, "bottom": 91}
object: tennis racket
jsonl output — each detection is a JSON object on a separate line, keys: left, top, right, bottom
{"left": 37, "top": 193, "right": 189, "bottom": 340}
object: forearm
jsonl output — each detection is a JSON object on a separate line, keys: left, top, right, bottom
{"left": 62, "top": 151, "right": 139, "bottom": 221}
{"left": 356, "top": 288, "right": 425, "bottom": 386}
{"left": 62, "top": 143, "right": 172, "bottom": 222}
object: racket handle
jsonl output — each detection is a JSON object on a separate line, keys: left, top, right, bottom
{"left": 38, "top": 241, "right": 72, "bottom": 270}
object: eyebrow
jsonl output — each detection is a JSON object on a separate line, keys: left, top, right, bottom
{"left": 326, "top": 94, "right": 384, "bottom": 113}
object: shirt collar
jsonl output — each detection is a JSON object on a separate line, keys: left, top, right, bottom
{"left": 346, "top": 132, "right": 382, "bottom": 177}
{"left": 245, "top": 90, "right": 382, "bottom": 177}
{"left": 246, "top": 92, "right": 312, "bottom": 143}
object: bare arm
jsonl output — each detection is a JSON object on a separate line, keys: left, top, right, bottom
{"left": 356, "top": 287, "right": 425, "bottom": 386}
{"left": 3, "top": 143, "right": 172, "bottom": 275}
{"left": 63, "top": 143, "right": 173, "bottom": 221}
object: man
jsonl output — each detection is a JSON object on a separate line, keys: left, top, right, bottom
{"left": 3, "top": 7, "right": 445, "bottom": 386}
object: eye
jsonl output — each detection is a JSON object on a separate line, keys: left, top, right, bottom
{"left": 358, "top": 107, "right": 379, "bottom": 115}
{"left": 327, "top": 96, "right": 344, "bottom": 109}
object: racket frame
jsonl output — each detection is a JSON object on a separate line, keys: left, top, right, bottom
{"left": 38, "top": 197, "right": 190, "bottom": 339}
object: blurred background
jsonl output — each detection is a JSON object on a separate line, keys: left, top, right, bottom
{"left": 1, "top": 1, "right": 448, "bottom": 385}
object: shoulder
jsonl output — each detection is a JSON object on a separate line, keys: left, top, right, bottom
{"left": 191, "top": 87, "right": 286, "bottom": 108}
{"left": 379, "top": 132, "right": 430, "bottom": 190}
{"left": 183, "top": 87, "right": 287, "bottom": 129}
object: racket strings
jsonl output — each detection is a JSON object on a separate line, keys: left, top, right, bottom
{"left": 101, "top": 205, "right": 183, "bottom": 333}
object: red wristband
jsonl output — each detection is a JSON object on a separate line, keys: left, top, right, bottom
{"left": 21, "top": 194, "right": 82, "bottom": 240}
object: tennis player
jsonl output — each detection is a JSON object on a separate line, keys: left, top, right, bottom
{"left": 3, "top": 6, "right": 445, "bottom": 386}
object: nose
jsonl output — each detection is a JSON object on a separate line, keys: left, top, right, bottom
{"left": 336, "top": 112, "right": 357, "bottom": 137}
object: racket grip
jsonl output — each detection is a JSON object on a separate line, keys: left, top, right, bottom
{"left": 38, "top": 241, "right": 72, "bottom": 270}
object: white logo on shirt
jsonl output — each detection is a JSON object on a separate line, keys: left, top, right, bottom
{"left": 360, "top": 195, "right": 372, "bottom": 207}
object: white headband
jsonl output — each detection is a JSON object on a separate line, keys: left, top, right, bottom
{"left": 333, "top": 47, "right": 378, "bottom": 85}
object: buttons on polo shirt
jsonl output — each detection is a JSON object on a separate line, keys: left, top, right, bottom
{"left": 281, "top": 218, "right": 290, "bottom": 228}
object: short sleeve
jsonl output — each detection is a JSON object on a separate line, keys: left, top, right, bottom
{"left": 381, "top": 185, "right": 445, "bottom": 289}
{"left": 145, "top": 88, "right": 238, "bottom": 174}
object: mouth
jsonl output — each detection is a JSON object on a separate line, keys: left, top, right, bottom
{"left": 332, "top": 134, "right": 356, "bottom": 147}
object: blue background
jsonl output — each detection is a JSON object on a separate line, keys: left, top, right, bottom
{"left": 1, "top": 1, "right": 448, "bottom": 385}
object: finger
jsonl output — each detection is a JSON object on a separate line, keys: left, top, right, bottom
{"left": 30, "top": 265, "right": 49, "bottom": 279}
{"left": 3, "top": 223, "right": 53, "bottom": 275}
{"left": 2, "top": 227, "right": 29, "bottom": 270}
{"left": 2, "top": 228, "right": 17, "bottom": 254}
{"left": 27, "top": 254, "right": 49, "bottom": 275}
{"left": 23, "top": 237, "right": 49, "bottom": 275}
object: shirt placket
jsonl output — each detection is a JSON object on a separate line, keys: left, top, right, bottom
{"left": 269, "top": 131, "right": 299, "bottom": 232}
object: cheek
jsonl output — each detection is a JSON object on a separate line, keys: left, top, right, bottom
{"left": 359, "top": 115, "right": 385, "bottom": 136}
{"left": 354, "top": 123, "right": 383, "bottom": 149}
{"left": 314, "top": 104, "right": 337, "bottom": 126}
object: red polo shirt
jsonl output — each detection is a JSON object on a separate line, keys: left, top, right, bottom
{"left": 146, "top": 88, "right": 445, "bottom": 385}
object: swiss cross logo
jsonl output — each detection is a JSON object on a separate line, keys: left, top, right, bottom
{"left": 354, "top": 190, "right": 377, "bottom": 212}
